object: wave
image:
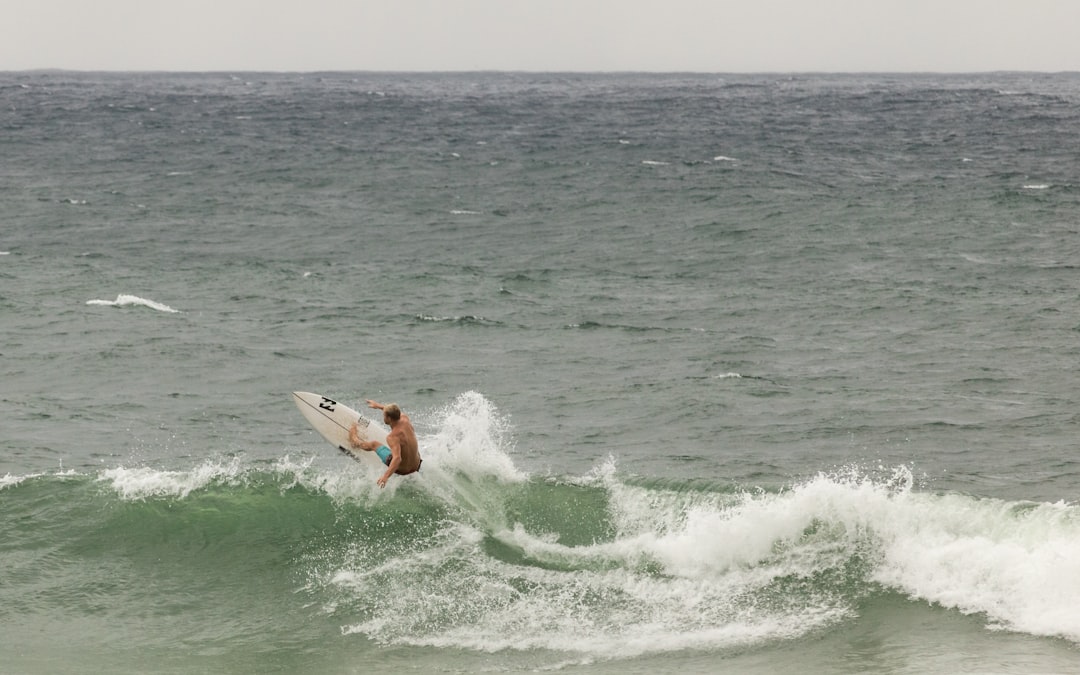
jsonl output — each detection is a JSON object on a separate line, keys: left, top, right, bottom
{"left": 6, "top": 466, "right": 1080, "bottom": 657}
{"left": 86, "top": 294, "right": 180, "bottom": 313}
{"left": 5, "top": 394, "right": 1080, "bottom": 659}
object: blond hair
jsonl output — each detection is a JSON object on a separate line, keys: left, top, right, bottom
{"left": 383, "top": 403, "right": 402, "bottom": 422}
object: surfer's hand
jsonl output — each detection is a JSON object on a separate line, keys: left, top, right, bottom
{"left": 377, "top": 475, "right": 388, "bottom": 488}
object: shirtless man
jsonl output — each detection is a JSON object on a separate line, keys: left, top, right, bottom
{"left": 348, "top": 399, "right": 422, "bottom": 487}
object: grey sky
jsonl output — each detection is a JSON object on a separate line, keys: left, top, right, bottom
{"left": 6, "top": 0, "right": 1080, "bottom": 72}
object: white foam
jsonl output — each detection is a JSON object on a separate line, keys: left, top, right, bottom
{"left": 86, "top": 294, "right": 180, "bottom": 313}
{"left": 338, "top": 493, "right": 850, "bottom": 657}
{"left": 99, "top": 459, "right": 243, "bottom": 500}
{"left": 1, "top": 472, "right": 36, "bottom": 490}
{"left": 1, "top": 469, "right": 78, "bottom": 490}
{"left": 641, "top": 160, "right": 669, "bottom": 166}
{"left": 334, "top": 461, "right": 1080, "bottom": 654}
{"left": 601, "top": 465, "right": 1080, "bottom": 644}
{"left": 274, "top": 454, "right": 388, "bottom": 504}
{"left": 1022, "top": 184, "right": 1050, "bottom": 190}
{"left": 713, "top": 155, "right": 738, "bottom": 162}
{"left": 346, "top": 558, "right": 841, "bottom": 657}
{"left": 872, "top": 493, "right": 1080, "bottom": 642}
{"left": 332, "top": 460, "right": 862, "bottom": 656}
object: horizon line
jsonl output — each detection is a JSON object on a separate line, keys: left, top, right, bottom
{"left": 4, "top": 67, "right": 1080, "bottom": 76}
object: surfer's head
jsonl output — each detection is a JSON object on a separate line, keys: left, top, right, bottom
{"left": 383, "top": 403, "right": 402, "bottom": 423}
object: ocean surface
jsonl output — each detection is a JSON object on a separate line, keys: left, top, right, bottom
{"left": 3, "top": 71, "right": 1080, "bottom": 674}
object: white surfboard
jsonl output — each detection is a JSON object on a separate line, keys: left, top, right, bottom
{"left": 292, "top": 391, "right": 387, "bottom": 465}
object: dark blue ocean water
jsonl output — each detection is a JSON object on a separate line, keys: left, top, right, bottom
{"left": 3, "top": 71, "right": 1080, "bottom": 673}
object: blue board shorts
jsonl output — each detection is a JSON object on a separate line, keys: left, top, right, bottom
{"left": 375, "top": 444, "right": 392, "bottom": 466}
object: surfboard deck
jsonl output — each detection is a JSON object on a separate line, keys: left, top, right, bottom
{"left": 291, "top": 391, "right": 387, "bottom": 465}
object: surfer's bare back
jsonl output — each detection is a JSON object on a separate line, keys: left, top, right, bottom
{"left": 349, "top": 400, "right": 422, "bottom": 487}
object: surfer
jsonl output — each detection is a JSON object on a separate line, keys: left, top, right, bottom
{"left": 349, "top": 400, "right": 422, "bottom": 487}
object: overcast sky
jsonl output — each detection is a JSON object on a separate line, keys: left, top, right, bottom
{"left": 6, "top": 0, "right": 1080, "bottom": 72}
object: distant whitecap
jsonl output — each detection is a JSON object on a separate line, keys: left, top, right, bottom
{"left": 86, "top": 294, "right": 180, "bottom": 313}
{"left": 641, "top": 160, "right": 669, "bottom": 166}
{"left": 713, "top": 155, "right": 738, "bottom": 162}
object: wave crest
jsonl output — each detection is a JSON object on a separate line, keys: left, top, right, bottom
{"left": 86, "top": 294, "right": 180, "bottom": 313}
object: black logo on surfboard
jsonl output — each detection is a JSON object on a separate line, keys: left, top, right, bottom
{"left": 319, "top": 397, "right": 337, "bottom": 412}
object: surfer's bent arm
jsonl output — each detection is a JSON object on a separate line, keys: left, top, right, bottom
{"left": 378, "top": 438, "right": 402, "bottom": 488}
